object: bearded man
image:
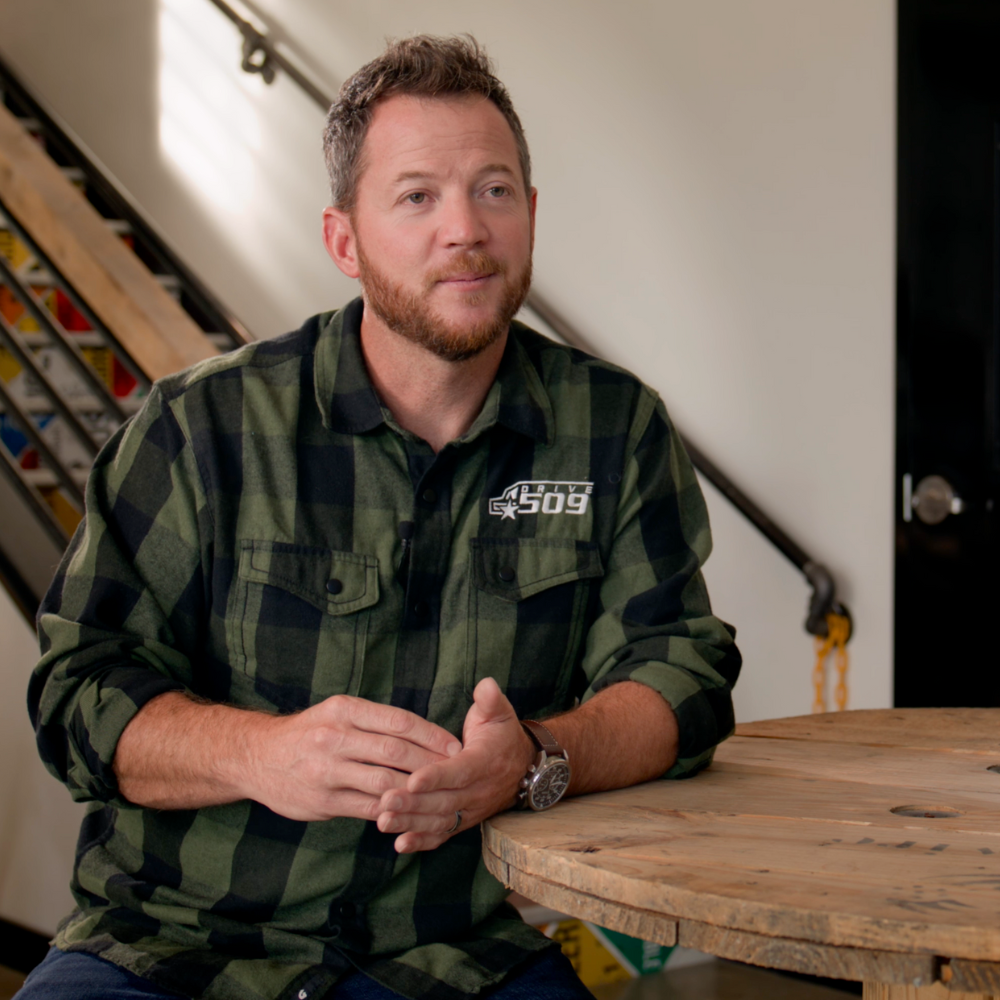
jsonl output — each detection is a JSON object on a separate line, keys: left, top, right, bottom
{"left": 25, "top": 35, "right": 740, "bottom": 1000}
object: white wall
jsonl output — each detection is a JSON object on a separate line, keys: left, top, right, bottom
{"left": 0, "top": 592, "right": 81, "bottom": 934}
{"left": 0, "top": 0, "right": 895, "bottom": 932}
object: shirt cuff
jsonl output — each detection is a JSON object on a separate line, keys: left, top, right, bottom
{"left": 66, "top": 666, "right": 186, "bottom": 805}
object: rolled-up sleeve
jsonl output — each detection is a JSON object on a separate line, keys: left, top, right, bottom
{"left": 581, "top": 389, "right": 741, "bottom": 778}
{"left": 28, "top": 385, "right": 209, "bottom": 805}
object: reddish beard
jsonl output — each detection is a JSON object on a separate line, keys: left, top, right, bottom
{"left": 357, "top": 246, "right": 533, "bottom": 363}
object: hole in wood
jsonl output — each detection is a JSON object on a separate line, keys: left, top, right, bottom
{"left": 890, "top": 805, "right": 961, "bottom": 818}
{"left": 988, "top": 765, "right": 1000, "bottom": 774}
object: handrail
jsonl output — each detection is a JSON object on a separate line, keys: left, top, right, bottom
{"left": 200, "top": 0, "right": 852, "bottom": 640}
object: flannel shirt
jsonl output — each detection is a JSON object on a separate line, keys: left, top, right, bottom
{"left": 30, "top": 298, "right": 741, "bottom": 1000}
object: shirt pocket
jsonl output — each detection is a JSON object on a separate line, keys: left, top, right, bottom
{"left": 467, "top": 538, "right": 604, "bottom": 719}
{"left": 230, "top": 540, "right": 380, "bottom": 709}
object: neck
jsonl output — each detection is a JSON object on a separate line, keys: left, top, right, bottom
{"left": 359, "top": 306, "right": 507, "bottom": 453}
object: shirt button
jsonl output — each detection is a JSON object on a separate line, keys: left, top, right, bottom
{"left": 422, "top": 488, "right": 437, "bottom": 504}
{"left": 414, "top": 600, "right": 430, "bottom": 618}
{"left": 498, "top": 566, "right": 516, "bottom": 583}
{"left": 338, "top": 901, "right": 356, "bottom": 919}
{"left": 326, "top": 579, "right": 343, "bottom": 595}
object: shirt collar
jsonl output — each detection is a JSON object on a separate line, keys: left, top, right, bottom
{"left": 315, "top": 299, "right": 554, "bottom": 446}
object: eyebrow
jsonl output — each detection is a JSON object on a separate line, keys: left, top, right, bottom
{"left": 391, "top": 163, "right": 518, "bottom": 185}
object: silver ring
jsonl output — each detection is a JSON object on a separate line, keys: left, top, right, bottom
{"left": 448, "top": 810, "right": 462, "bottom": 834}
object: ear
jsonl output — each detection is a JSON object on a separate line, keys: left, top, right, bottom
{"left": 528, "top": 188, "right": 538, "bottom": 248}
{"left": 322, "top": 206, "right": 361, "bottom": 279}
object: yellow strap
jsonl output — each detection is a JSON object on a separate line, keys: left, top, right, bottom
{"left": 812, "top": 612, "right": 851, "bottom": 713}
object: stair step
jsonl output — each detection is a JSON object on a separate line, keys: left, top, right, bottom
{"left": 21, "top": 466, "right": 89, "bottom": 489}
{"left": 0, "top": 394, "right": 141, "bottom": 417}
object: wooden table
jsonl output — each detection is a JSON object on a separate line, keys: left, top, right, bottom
{"left": 483, "top": 709, "right": 1000, "bottom": 1000}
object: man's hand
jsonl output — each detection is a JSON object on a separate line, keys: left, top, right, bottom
{"left": 244, "top": 695, "right": 463, "bottom": 821}
{"left": 375, "top": 679, "right": 681, "bottom": 855}
{"left": 376, "top": 677, "right": 532, "bottom": 854}
{"left": 114, "top": 691, "right": 462, "bottom": 821}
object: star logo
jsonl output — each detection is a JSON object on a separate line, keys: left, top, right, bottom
{"left": 497, "top": 497, "right": 519, "bottom": 520}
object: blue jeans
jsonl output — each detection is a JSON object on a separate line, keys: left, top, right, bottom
{"left": 16, "top": 945, "right": 594, "bottom": 999}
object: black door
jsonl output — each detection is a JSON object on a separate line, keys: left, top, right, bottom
{"left": 896, "top": 0, "right": 1000, "bottom": 706}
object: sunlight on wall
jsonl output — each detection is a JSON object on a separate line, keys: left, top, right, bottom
{"left": 158, "top": 0, "right": 262, "bottom": 212}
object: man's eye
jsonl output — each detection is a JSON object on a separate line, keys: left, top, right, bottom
{"left": 406, "top": 192, "right": 426, "bottom": 204}
{"left": 486, "top": 186, "right": 508, "bottom": 198}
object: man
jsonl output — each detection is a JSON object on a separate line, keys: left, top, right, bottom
{"left": 24, "top": 35, "right": 740, "bottom": 1000}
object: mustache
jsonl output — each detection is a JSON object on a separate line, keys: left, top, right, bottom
{"left": 427, "top": 251, "right": 507, "bottom": 285}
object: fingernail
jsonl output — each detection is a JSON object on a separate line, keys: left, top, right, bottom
{"left": 386, "top": 796, "right": 402, "bottom": 811}
{"left": 447, "top": 741, "right": 462, "bottom": 757}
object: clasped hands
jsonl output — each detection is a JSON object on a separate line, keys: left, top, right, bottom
{"left": 256, "top": 677, "right": 533, "bottom": 854}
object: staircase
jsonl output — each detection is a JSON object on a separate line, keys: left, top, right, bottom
{"left": 0, "top": 58, "right": 251, "bottom": 623}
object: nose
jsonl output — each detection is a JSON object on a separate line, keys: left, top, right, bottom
{"left": 438, "top": 194, "right": 489, "bottom": 248}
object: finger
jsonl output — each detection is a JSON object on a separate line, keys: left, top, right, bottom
{"left": 395, "top": 833, "right": 441, "bottom": 854}
{"left": 335, "top": 760, "right": 418, "bottom": 799}
{"left": 289, "top": 788, "right": 383, "bottom": 823}
{"left": 394, "top": 819, "right": 466, "bottom": 854}
{"left": 347, "top": 729, "right": 458, "bottom": 777}
{"left": 376, "top": 807, "right": 459, "bottom": 836}
{"left": 471, "top": 675, "right": 515, "bottom": 723}
{"left": 325, "top": 696, "right": 463, "bottom": 758}
{"left": 405, "top": 749, "right": 482, "bottom": 794}
{"left": 379, "top": 786, "right": 455, "bottom": 817}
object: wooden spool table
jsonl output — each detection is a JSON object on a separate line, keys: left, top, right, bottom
{"left": 483, "top": 709, "right": 1000, "bottom": 1000}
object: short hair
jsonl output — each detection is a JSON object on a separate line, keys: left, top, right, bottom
{"left": 323, "top": 35, "right": 531, "bottom": 211}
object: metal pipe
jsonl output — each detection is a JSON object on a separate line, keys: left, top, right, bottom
{"left": 527, "top": 291, "right": 850, "bottom": 640}
{"left": 206, "top": 0, "right": 334, "bottom": 109}
{"left": 195, "top": 3, "right": 853, "bottom": 640}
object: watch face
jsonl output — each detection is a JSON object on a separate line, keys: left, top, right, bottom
{"left": 529, "top": 759, "right": 571, "bottom": 810}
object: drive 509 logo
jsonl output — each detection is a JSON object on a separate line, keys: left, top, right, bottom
{"left": 489, "top": 481, "right": 594, "bottom": 520}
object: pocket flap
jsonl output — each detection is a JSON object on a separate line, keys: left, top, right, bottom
{"left": 239, "top": 541, "right": 379, "bottom": 615}
{"left": 470, "top": 538, "right": 603, "bottom": 602}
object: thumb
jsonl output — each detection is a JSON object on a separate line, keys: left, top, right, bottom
{"left": 472, "top": 676, "right": 515, "bottom": 723}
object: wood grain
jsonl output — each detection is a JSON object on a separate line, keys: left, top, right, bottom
{"left": 485, "top": 710, "right": 1000, "bottom": 986}
{"left": 863, "top": 985, "right": 995, "bottom": 1000}
{"left": 736, "top": 710, "right": 1000, "bottom": 754}
{"left": 678, "top": 922, "right": 937, "bottom": 986}
{"left": 945, "top": 961, "right": 1000, "bottom": 995}
{"left": 0, "top": 102, "right": 219, "bottom": 381}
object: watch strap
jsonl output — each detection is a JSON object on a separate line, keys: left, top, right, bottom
{"left": 521, "top": 719, "right": 564, "bottom": 757}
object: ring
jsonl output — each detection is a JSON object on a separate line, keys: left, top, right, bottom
{"left": 448, "top": 810, "right": 462, "bottom": 834}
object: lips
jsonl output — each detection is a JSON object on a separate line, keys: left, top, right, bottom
{"left": 429, "top": 252, "right": 507, "bottom": 288}
{"left": 439, "top": 272, "right": 494, "bottom": 284}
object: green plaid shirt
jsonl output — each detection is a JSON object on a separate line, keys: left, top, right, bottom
{"left": 30, "top": 299, "right": 740, "bottom": 1000}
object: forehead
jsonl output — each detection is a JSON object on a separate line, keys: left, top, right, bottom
{"left": 359, "top": 94, "right": 521, "bottom": 186}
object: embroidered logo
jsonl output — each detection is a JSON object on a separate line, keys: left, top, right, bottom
{"left": 489, "top": 481, "right": 594, "bottom": 520}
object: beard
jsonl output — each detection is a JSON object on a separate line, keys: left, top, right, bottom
{"left": 356, "top": 244, "right": 533, "bottom": 363}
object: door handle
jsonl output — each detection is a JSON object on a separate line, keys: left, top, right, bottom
{"left": 911, "top": 474, "right": 965, "bottom": 525}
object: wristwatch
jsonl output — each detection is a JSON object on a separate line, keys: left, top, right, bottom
{"left": 517, "top": 720, "right": 571, "bottom": 811}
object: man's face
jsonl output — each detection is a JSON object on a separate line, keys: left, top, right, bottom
{"left": 344, "top": 94, "right": 535, "bottom": 362}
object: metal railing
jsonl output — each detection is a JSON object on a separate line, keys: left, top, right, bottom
{"left": 204, "top": 1, "right": 850, "bottom": 640}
